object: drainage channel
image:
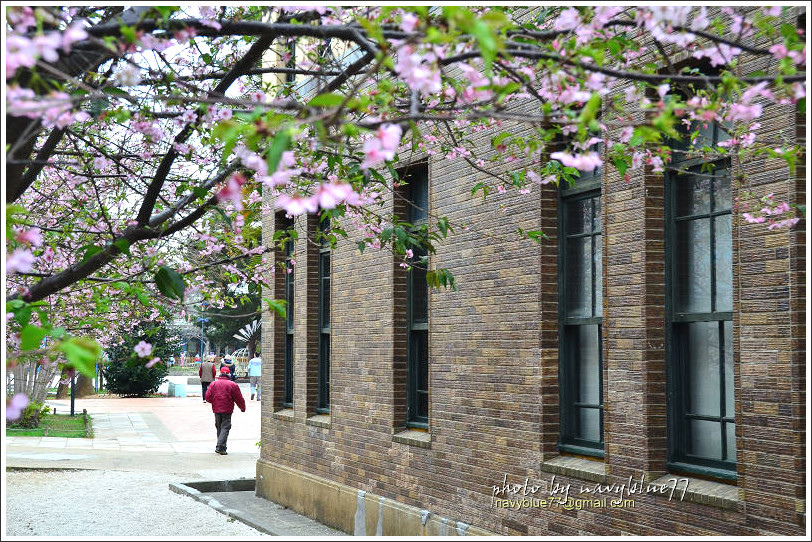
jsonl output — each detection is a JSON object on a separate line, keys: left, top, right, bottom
{"left": 169, "top": 478, "right": 346, "bottom": 537}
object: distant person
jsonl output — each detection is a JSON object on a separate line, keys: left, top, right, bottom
{"left": 247, "top": 354, "right": 262, "bottom": 401}
{"left": 221, "top": 356, "right": 237, "bottom": 382}
{"left": 198, "top": 357, "right": 216, "bottom": 402}
{"left": 205, "top": 366, "right": 246, "bottom": 455}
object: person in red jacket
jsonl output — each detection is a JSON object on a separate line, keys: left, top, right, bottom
{"left": 205, "top": 366, "right": 246, "bottom": 455}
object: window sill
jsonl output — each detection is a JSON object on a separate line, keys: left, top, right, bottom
{"left": 306, "top": 414, "right": 331, "bottom": 429}
{"left": 540, "top": 455, "right": 607, "bottom": 484}
{"left": 392, "top": 429, "right": 431, "bottom": 449}
{"left": 273, "top": 408, "right": 294, "bottom": 422}
{"left": 649, "top": 474, "right": 738, "bottom": 510}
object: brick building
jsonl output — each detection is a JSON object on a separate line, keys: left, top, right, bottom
{"left": 256, "top": 7, "right": 806, "bottom": 536}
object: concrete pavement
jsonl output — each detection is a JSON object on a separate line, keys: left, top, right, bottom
{"left": 5, "top": 386, "right": 345, "bottom": 536}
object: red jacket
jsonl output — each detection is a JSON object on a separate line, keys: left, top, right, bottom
{"left": 205, "top": 375, "right": 246, "bottom": 413}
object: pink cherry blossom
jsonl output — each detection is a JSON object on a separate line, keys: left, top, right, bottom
{"left": 6, "top": 393, "right": 30, "bottom": 421}
{"left": 6, "top": 35, "right": 38, "bottom": 77}
{"left": 726, "top": 103, "right": 762, "bottom": 122}
{"left": 550, "top": 151, "right": 602, "bottom": 171}
{"left": 134, "top": 341, "right": 153, "bottom": 357}
{"left": 402, "top": 13, "right": 419, "bottom": 33}
{"left": 62, "top": 23, "right": 89, "bottom": 53}
{"left": 6, "top": 248, "right": 36, "bottom": 274}
{"left": 33, "top": 33, "right": 62, "bottom": 63}
{"left": 276, "top": 194, "right": 319, "bottom": 215}
{"left": 216, "top": 173, "right": 246, "bottom": 211}
{"left": 553, "top": 8, "right": 581, "bottom": 31}
{"left": 145, "top": 357, "right": 162, "bottom": 368}
{"left": 15, "top": 227, "right": 43, "bottom": 247}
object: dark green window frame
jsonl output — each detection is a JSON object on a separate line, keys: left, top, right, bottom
{"left": 558, "top": 176, "right": 604, "bottom": 457}
{"left": 405, "top": 165, "right": 430, "bottom": 428}
{"left": 317, "top": 216, "right": 331, "bottom": 414}
{"left": 666, "top": 122, "right": 736, "bottom": 480}
{"left": 282, "top": 218, "right": 295, "bottom": 408}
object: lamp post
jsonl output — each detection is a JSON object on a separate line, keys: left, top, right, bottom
{"left": 197, "top": 317, "right": 209, "bottom": 357}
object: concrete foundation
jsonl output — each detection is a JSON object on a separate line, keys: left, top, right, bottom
{"left": 255, "top": 459, "right": 496, "bottom": 536}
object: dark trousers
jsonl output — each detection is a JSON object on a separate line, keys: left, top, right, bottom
{"left": 214, "top": 412, "right": 233, "bottom": 452}
{"left": 201, "top": 381, "right": 212, "bottom": 401}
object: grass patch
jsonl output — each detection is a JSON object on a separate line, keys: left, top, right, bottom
{"left": 6, "top": 412, "right": 93, "bottom": 438}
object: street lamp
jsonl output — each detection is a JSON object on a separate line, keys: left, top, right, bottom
{"left": 197, "top": 317, "right": 209, "bottom": 358}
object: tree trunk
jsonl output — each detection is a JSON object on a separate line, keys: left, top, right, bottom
{"left": 75, "top": 374, "right": 96, "bottom": 397}
{"left": 55, "top": 380, "right": 69, "bottom": 399}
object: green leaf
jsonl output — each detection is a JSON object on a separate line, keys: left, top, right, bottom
{"left": 120, "top": 25, "right": 138, "bottom": 44}
{"left": 264, "top": 299, "right": 287, "bottom": 318}
{"left": 81, "top": 245, "right": 104, "bottom": 263}
{"left": 113, "top": 239, "right": 131, "bottom": 255}
{"left": 20, "top": 325, "right": 48, "bottom": 350}
{"left": 14, "top": 306, "right": 32, "bottom": 327}
{"left": 525, "top": 230, "right": 548, "bottom": 243}
{"left": 155, "top": 266, "right": 186, "bottom": 301}
{"left": 58, "top": 337, "right": 101, "bottom": 378}
{"left": 306, "top": 93, "right": 345, "bottom": 108}
{"left": 265, "top": 128, "right": 292, "bottom": 174}
{"left": 357, "top": 241, "right": 366, "bottom": 254}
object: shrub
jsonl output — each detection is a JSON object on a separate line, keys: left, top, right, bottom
{"left": 103, "top": 322, "right": 180, "bottom": 397}
{"left": 102, "top": 358, "right": 169, "bottom": 397}
{"left": 12, "top": 402, "right": 51, "bottom": 429}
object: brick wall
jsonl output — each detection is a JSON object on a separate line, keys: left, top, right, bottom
{"left": 258, "top": 7, "right": 806, "bottom": 536}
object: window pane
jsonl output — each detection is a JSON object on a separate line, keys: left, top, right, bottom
{"left": 320, "top": 252, "right": 331, "bottom": 327}
{"left": 714, "top": 214, "right": 732, "bottom": 312}
{"left": 724, "top": 321, "right": 734, "bottom": 417}
{"left": 411, "top": 329, "right": 429, "bottom": 421}
{"left": 714, "top": 175, "right": 731, "bottom": 212}
{"left": 567, "top": 198, "right": 592, "bottom": 234}
{"left": 675, "top": 218, "right": 711, "bottom": 313}
{"left": 688, "top": 419, "right": 722, "bottom": 460}
{"left": 319, "top": 335, "right": 330, "bottom": 408}
{"left": 411, "top": 265, "right": 428, "bottom": 323}
{"left": 685, "top": 321, "right": 720, "bottom": 417}
{"left": 675, "top": 176, "right": 711, "bottom": 217}
{"left": 577, "top": 408, "right": 601, "bottom": 443}
{"left": 593, "top": 234, "right": 602, "bottom": 317}
{"left": 592, "top": 196, "right": 601, "bottom": 232}
{"left": 725, "top": 422, "right": 736, "bottom": 462}
{"left": 407, "top": 174, "right": 429, "bottom": 223}
{"left": 575, "top": 325, "right": 601, "bottom": 405}
{"left": 566, "top": 237, "right": 592, "bottom": 317}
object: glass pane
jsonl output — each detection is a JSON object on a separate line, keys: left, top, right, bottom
{"left": 675, "top": 218, "right": 711, "bottom": 313}
{"left": 566, "top": 237, "right": 592, "bottom": 317}
{"left": 714, "top": 175, "right": 731, "bottom": 212}
{"left": 319, "top": 336, "right": 330, "bottom": 408}
{"left": 320, "top": 252, "right": 331, "bottom": 327}
{"left": 411, "top": 330, "right": 429, "bottom": 421}
{"left": 724, "top": 321, "right": 734, "bottom": 417}
{"left": 593, "top": 234, "right": 602, "bottom": 317}
{"left": 575, "top": 325, "right": 600, "bottom": 405}
{"left": 725, "top": 422, "right": 736, "bottom": 462}
{"left": 685, "top": 321, "right": 720, "bottom": 417}
{"left": 408, "top": 174, "right": 429, "bottom": 224}
{"left": 410, "top": 259, "right": 428, "bottom": 323}
{"left": 577, "top": 408, "right": 601, "bottom": 443}
{"left": 285, "top": 335, "right": 294, "bottom": 404}
{"left": 714, "top": 214, "right": 732, "bottom": 312}
{"left": 675, "top": 176, "right": 711, "bottom": 217}
{"left": 688, "top": 419, "right": 722, "bottom": 460}
{"left": 592, "top": 196, "right": 601, "bottom": 233}
{"left": 567, "top": 198, "right": 592, "bottom": 234}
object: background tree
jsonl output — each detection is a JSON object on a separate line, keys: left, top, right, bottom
{"left": 5, "top": 5, "right": 806, "bottom": 414}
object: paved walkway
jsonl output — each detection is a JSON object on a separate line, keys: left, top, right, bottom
{"left": 5, "top": 387, "right": 344, "bottom": 536}
{"left": 7, "top": 382, "right": 261, "bottom": 454}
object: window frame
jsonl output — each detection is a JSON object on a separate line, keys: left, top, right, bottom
{"left": 316, "top": 216, "right": 331, "bottom": 414}
{"left": 404, "top": 165, "right": 430, "bottom": 429}
{"left": 282, "top": 220, "right": 295, "bottom": 409}
{"left": 557, "top": 176, "right": 604, "bottom": 457}
{"left": 665, "top": 135, "right": 736, "bottom": 480}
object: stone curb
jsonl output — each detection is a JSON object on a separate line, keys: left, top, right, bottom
{"left": 168, "top": 479, "right": 298, "bottom": 537}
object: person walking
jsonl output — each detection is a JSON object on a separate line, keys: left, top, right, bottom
{"left": 205, "top": 366, "right": 246, "bottom": 455}
{"left": 199, "top": 357, "right": 216, "bottom": 402}
{"left": 247, "top": 354, "right": 262, "bottom": 401}
{"left": 221, "top": 356, "right": 237, "bottom": 382}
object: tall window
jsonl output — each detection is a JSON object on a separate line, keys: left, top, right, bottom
{"left": 317, "top": 216, "right": 331, "bottom": 413}
{"left": 405, "top": 166, "right": 430, "bottom": 427}
{"left": 282, "top": 216, "right": 295, "bottom": 408}
{"left": 558, "top": 175, "right": 603, "bottom": 456}
{"left": 667, "top": 122, "right": 735, "bottom": 478}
